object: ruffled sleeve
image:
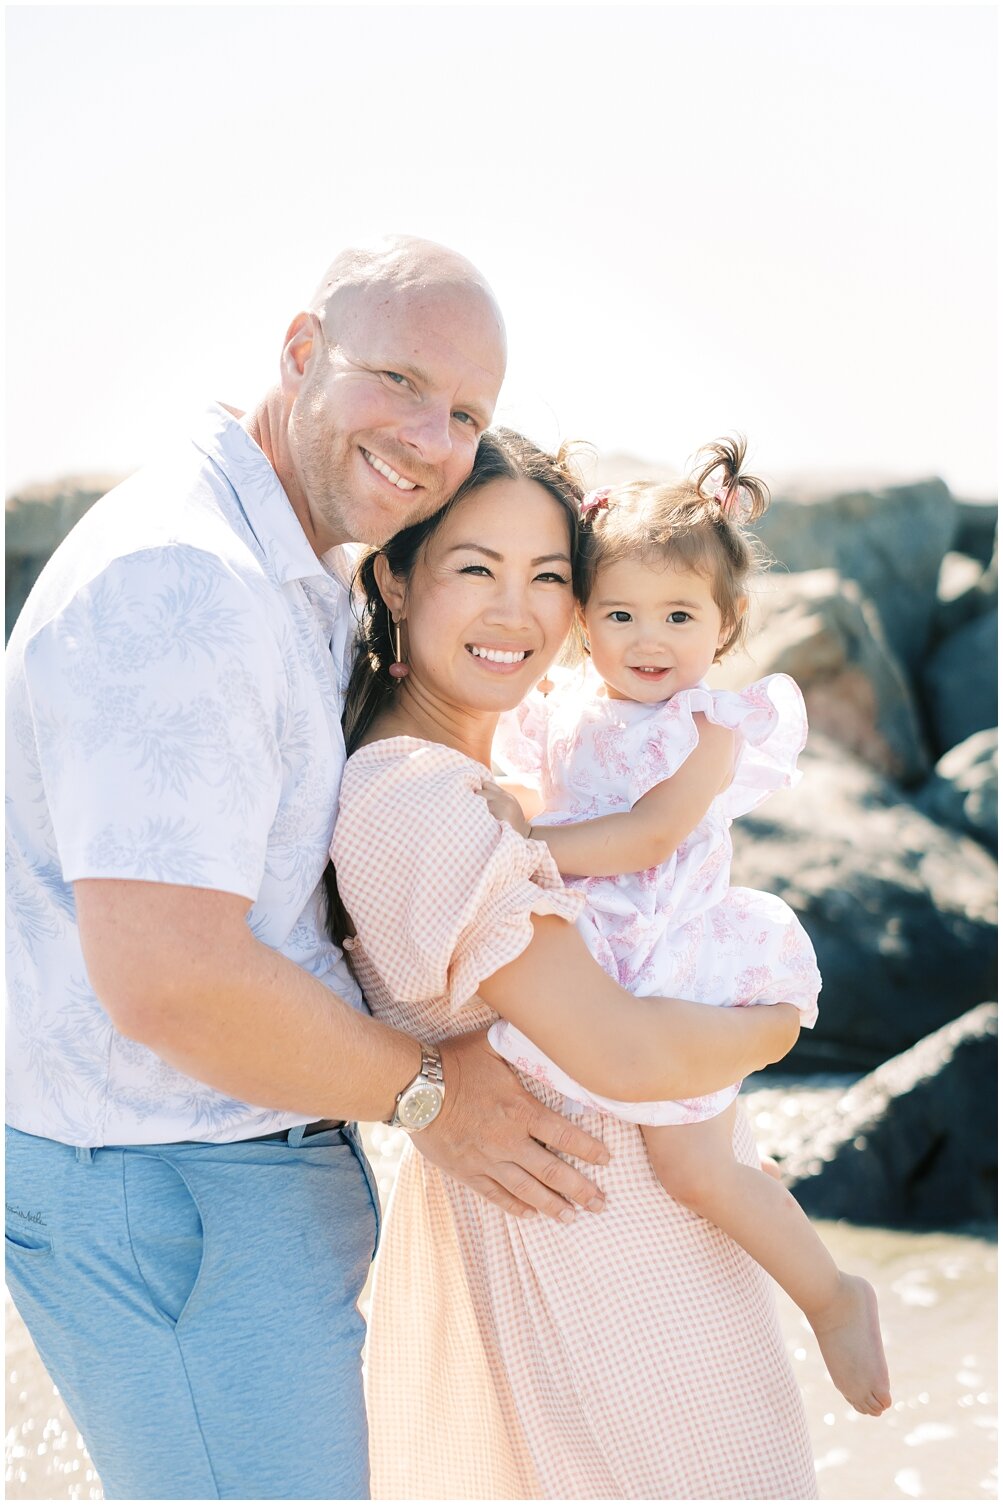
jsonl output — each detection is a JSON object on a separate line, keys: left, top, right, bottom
{"left": 332, "top": 740, "right": 583, "bottom": 1014}
{"left": 624, "top": 674, "right": 808, "bottom": 818}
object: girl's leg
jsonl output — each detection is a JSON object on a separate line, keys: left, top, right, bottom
{"left": 642, "top": 1108, "right": 891, "bottom": 1417}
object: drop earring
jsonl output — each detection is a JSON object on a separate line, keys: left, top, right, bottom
{"left": 388, "top": 609, "right": 409, "bottom": 680}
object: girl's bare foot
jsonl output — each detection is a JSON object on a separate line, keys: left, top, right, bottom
{"left": 759, "top": 1155, "right": 783, "bottom": 1180}
{"left": 809, "top": 1273, "right": 891, "bottom": 1416}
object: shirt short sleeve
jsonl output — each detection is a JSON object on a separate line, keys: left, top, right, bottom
{"left": 22, "top": 545, "right": 285, "bottom": 898}
{"left": 332, "top": 742, "right": 584, "bottom": 1013}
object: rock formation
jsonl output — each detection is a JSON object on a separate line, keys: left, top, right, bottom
{"left": 780, "top": 1004, "right": 997, "bottom": 1227}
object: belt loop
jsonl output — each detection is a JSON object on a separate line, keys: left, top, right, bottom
{"left": 286, "top": 1124, "right": 306, "bottom": 1147}
{"left": 75, "top": 1146, "right": 94, "bottom": 1165}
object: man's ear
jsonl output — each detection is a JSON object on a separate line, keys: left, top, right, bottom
{"left": 280, "top": 311, "right": 320, "bottom": 394}
{"left": 373, "top": 552, "right": 407, "bottom": 621}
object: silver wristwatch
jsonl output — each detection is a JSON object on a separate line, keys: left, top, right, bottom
{"left": 387, "top": 1044, "right": 445, "bottom": 1133}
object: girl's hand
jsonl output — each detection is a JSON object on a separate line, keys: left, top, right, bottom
{"left": 478, "top": 778, "right": 532, "bottom": 838}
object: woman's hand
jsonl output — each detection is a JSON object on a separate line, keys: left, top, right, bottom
{"left": 414, "top": 1030, "right": 610, "bottom": 1222}
{"left": 478, "top": 778, "right": 533, "bottom": 838}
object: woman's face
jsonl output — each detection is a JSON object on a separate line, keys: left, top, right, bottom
{"left": 400, "top": 476, "right": 575, "bottom": 713}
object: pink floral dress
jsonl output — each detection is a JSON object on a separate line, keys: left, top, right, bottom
{"left": 492, "top": 667, "right": 821, "bottom": 1125}
{"left": 332, "top": 736, "right": 818, "bottom": 1501}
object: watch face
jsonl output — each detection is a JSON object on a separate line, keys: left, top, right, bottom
{"left": 398, "top": 1085, "right": 443, "bottom": 1131}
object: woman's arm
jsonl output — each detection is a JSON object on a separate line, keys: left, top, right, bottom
{"left": 478, "top": 912, "right": 799, "bottom": 1101}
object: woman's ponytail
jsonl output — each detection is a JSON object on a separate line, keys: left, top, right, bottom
{"left": 341, "top": 551, "right": 398, "bottom": 758}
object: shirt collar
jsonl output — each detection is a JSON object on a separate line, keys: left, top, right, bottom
{"left": 191, "top": 402, "right": 357, "bottom": 594}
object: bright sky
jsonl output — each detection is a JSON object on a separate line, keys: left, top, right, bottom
{"left": 5, "top": 4, "right": 997, "bottom": 498}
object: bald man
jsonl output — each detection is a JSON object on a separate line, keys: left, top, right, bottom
{"left": 5, "top": 238, "right": 608, "bottom": 1500}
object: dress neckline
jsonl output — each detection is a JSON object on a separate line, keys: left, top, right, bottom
{"left": 349, "top": 734, "right": 492, "bottom": 775}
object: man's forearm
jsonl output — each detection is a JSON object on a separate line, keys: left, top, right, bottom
{"left": 76, "top": 878, "right": 420, "bottom": 1122}
{"left": 134, "top": 945, "right": 420, "bottom": 1122}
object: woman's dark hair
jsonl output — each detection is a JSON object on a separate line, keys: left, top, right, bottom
{"left": 325, "top": 427, "right": 585, "bottom": 943}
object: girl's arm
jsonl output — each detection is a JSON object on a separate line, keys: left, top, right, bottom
{"left": 515, "top": 716, "right": 735, "bottom": 877}
{"left": 478, "top": 911, "right": 800, "bottom": 1101}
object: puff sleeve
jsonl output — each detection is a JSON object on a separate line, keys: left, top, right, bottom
{"left": 624, "top": 674, "right": 808, "bottom": 817}
{"left": 332, "top": 741, "right": 584, "bottom": 1013}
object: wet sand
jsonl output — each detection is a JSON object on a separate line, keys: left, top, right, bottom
{"left": 6, "top": 1110, "right": 997, "bottom": 1501}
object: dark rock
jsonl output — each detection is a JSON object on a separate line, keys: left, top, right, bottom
{"left": 915, "top": 729, "right": 997, "bottom": 851}
{"left": 780, "top": 1004, "right": 998, "bottom": 1227}
{"left": 5, "top": 475, "right": 123, "bottom": 640}
{"left": 932, "top": 537, "right": 998, "bottom": 644}
{"left": 921, "top": 610, "right": 998, "bottom": 757}
{"left": 755, "top": 478, "right": 956, "bottom": 675}
{"left": 731, "top": 733, "right": 998, "bottom": 1070}
{"left": 718, "top": 569, "right": 930, "bottom": 784}
{"left": 953, "top": 497, "right": 999, "bottom": 566}
{"left": 938, "top": 550, "right": 986, "bottom": 605}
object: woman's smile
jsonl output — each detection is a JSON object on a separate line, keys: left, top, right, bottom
{"left": 466, "top": 643, "right": 533, "bottom": 669}
{"left": 397, "top": 474, "right": 574, "bottom": 711}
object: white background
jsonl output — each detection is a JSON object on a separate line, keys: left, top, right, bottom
{"left": 5, "top": 3, "right": 997, "bottom": 496}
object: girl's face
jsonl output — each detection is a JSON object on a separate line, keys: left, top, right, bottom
{"left": 583, "top": 554, "right": 731, "bottom": 703}
{"left": 398, "top": 476, "right": 575, "bottom": 713}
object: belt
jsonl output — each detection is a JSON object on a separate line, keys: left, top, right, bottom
{"left": 241, "top": 1118, "right": 346, "bottom": 1144}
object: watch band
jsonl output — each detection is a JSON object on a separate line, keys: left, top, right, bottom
{"left": 418, "top": 1044, "right": 444, "bottom": 1088}
{"left": 387, "top": 1044, "right": 444, "bottom": 1129}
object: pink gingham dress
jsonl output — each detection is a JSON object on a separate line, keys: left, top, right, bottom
{"left": 333, "top": 736, "right": 817, "bottom": 1500}
{"left": 492, "top": 668, "right": 821, "bottom": 1125}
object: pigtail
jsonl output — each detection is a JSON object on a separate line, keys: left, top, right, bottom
{"left": 692, "top": 435, "right": 770, "bottom": 526}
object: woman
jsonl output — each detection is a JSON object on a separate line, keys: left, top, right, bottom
{"left": 331, "top": 431, "right": 818, "bottom": 1499}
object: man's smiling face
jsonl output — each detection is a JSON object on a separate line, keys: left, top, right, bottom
{"left": 286, "top": 275, "right": 506, "bottom": 552}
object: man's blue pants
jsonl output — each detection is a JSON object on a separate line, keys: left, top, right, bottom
{"left": 5, "top": 1122, "right": 381, "bottom": 1499}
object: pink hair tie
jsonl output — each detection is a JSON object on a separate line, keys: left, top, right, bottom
{"left": 580, "top": 488, "right": 611, "bottom": 525}
{"left": 714, "top": 482, "right": 753, "bottom": 523}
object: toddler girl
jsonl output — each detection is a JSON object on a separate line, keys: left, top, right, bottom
{"left": 483, "top": 436, "right": 891, "bottom": 1417}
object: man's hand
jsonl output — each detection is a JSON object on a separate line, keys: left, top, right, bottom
{"left": 415, "top": 1031, "right": 609, "bottom": 1222}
